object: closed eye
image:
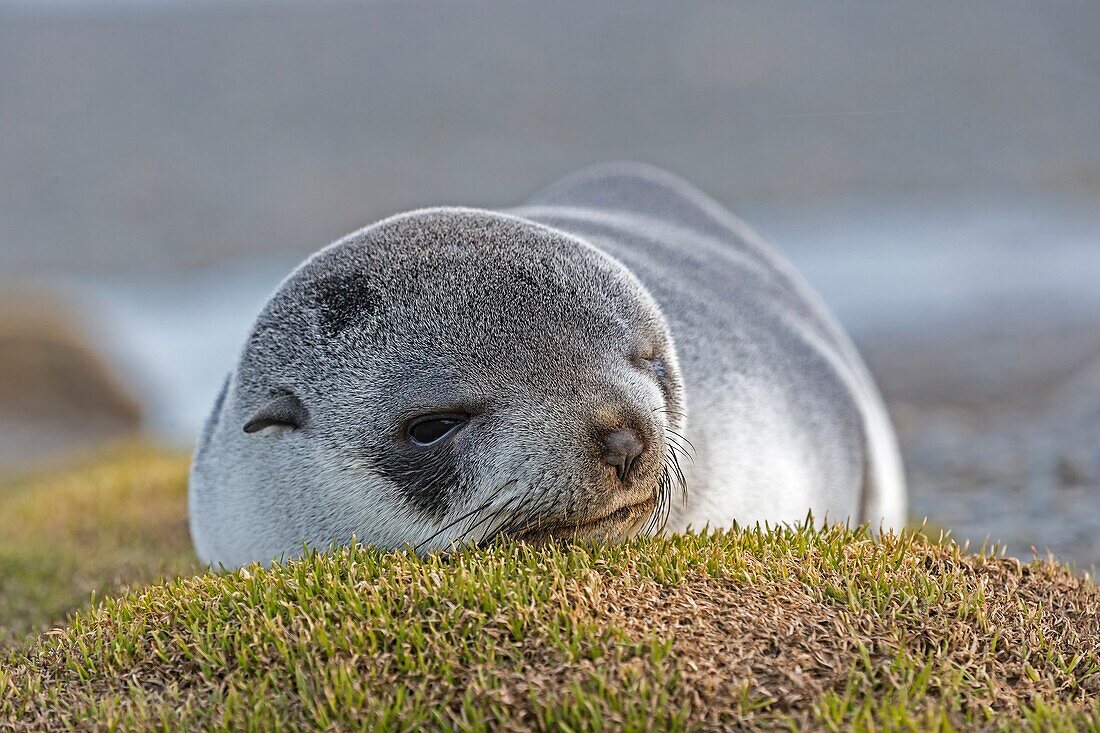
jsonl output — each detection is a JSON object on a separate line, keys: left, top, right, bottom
{"left": 405, "top": 414, "right": 468, "bottom": 447}
{"left": 634, "top": 355, "right": 668, "bottom": 381}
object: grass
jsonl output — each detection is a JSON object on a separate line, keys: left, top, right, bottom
{"left": 0, "top": 445, "right": 199, "bottom": 643}
{"left": 1, "top": 450, "right": 1098, "bottom": 731}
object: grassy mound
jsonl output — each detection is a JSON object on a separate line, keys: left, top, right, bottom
{"left": 1, "top": 450, "right": 1097, "bottom": 730}
{"left": 3, "top": 520, "right": 1098, "bottom": 730}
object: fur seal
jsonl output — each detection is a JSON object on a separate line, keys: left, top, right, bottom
{"left": 189, "top": 163, "right": 905, "bottom": 568}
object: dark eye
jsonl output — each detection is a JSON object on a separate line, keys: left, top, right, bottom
{"left": 405, "top": 414, "right": 468, "bottom": 446}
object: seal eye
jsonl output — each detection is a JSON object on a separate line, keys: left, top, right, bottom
{"left": 406, "top": 414, "right": 467, "bottom": 446}
{"left": 635, "top": 355, "right": 668, "bottom": 382}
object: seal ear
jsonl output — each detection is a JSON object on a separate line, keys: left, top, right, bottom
{"left": 243, "top": 393, "right": 308, "bottom": 434}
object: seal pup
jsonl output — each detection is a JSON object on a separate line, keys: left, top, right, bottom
{"left": 189, "top": 163, "right": 905, "bottom": 568}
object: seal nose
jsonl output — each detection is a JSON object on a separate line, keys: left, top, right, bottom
{"left": 600, "top": 428, "right": 645, "bottom": 482}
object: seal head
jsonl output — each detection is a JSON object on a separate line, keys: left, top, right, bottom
{"left": 189, "top": 208, "right": 687, "bottom": 567}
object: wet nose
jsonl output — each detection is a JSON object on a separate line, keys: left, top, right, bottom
{"left": 600, "top": 428, "right": 645, "bottom": 482}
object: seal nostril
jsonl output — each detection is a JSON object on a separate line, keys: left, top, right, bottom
{"left": 601, "top": 428, "right": 645, "bottom": 482}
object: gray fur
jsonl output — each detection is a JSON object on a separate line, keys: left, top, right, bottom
{"left": 189, "top": 163, "right": 905, "bottom": 568}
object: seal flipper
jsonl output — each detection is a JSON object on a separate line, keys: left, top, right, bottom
{"left": 243, "top": 393, "right": 308, "bottom": 433}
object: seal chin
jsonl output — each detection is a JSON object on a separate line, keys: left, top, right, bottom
{"left": 520, "top": 495, "right": 658, "bottom": 545}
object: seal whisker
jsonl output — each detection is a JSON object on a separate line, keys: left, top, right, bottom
{"left": 664, "top": 428, "right": 697, "bottom": 458}
{"left": 474, "top": 478, "right": 545, "bottom": 547}
{"left": 477, "top": 495, "right": 530, "bottom": 547}
{"left": 480, "top": 480, "right": 562, "bottom": 544}
{"left": 413, "top": 499, "right": 493, "bottom": 553}
{"left": 651, "top": 405, "right": 688, "bottom": 420}
{"left": 663, "top": 434, "right": 695, "bottom": 465}
{"left": 465, "top": 492, "right": 528, "bottom": 546}
{"left": 414, "top": 481, "right": 519, "bottom": 553}
{"left": 641, "top": 465, "right": 672, "bottom": 536}
{"left": 660, "top": 431, "right": 695, "bottom": 471}
{"left": 661, "top": 445, "right": 688, "bottom": 505}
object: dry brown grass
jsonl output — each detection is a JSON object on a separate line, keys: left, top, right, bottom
{"left": 491, "top": 554, "right": 1100, "bottom": 730}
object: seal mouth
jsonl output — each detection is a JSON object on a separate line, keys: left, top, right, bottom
{"left": 522, "top": 496, "right": 658, "bottom": 543}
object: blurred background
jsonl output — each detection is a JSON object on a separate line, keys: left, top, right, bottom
{"left": 1, "top": 0, "right": 1098, "bottom": 566}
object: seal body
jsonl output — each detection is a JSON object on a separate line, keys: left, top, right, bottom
{"left": 189, "top": 164, "right": 905, "bottom": 568}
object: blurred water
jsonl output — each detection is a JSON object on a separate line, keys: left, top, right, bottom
{"left": 60, "top": 259, "right": 298, "bottom": 437}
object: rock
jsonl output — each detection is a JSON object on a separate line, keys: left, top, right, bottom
{"left": 0, "top": 290, "right": 142, "bottom": 470}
